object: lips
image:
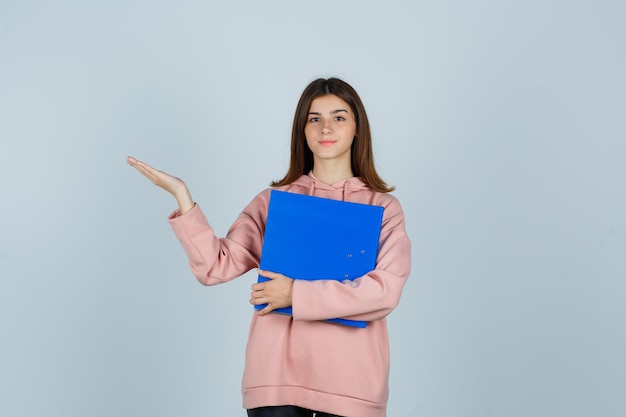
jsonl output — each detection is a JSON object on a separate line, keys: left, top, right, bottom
{"left": 318, "top": 140, "right": 336, "bottom": 146}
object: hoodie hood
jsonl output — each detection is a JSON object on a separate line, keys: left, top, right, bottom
{"left": 286, "top": 172, "right": 370, "bottom": 201}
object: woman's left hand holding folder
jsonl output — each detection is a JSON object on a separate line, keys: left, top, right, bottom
{"left": 251, "top": 270, "right": 294, "bottom": 315}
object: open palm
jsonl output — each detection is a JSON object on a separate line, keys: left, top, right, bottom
{"left": 127, "top": 156, "right": 194, "bottom": 213}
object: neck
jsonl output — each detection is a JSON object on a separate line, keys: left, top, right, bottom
{"left": 311, "top": 159, "right": 354, "bottom": 185}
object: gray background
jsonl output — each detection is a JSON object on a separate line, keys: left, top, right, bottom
{"left": 1, "top": 1, "right": 624, "bottom": 416}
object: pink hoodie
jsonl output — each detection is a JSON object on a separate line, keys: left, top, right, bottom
{"left": 168, "top": 173, "right": 411, "bottom": 417}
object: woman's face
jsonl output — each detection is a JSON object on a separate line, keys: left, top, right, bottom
{"left": 304, "top": 94, "right": 357, "bottom": 168}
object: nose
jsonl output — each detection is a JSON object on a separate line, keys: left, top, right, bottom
{"left": 321, "top": 120, "right": 333, "bottom": 134}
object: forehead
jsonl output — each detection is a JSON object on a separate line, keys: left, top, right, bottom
{"left": 308, "top": 94, "right": 352, "bottom": 113}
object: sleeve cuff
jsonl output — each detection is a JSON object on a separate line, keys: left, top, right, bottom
{"left": 168, "top": 203, "right": 198, "bottom": 220}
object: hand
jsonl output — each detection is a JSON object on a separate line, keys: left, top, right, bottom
{"left": 250, "top": 270, "right": 294, "bottom": 315}
{"left": 126, "top": 156, "right": 194, "bottom": 213}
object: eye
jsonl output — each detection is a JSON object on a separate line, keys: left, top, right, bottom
{"left": 335, "top": 116, "right": 346, "bottom": 121}
{"left": 308, "top": 117, "right": 320, "bottom": 123}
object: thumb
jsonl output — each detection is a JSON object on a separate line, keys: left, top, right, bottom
{"left": 258, "top": 269, "right": 278, "bottom": 280}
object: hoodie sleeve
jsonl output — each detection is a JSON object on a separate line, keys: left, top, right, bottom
{"left": 290, "top": 195, "right": 411, "bottom": 322}
{"left": 168, "top": 190, "right": 270, "bottom": 285}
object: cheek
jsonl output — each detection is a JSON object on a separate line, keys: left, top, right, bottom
{"left": 304, "top": 125, "right": 315, "bottom": 141}
{"left": 349, "top": 122, "right": 357, "bottom": 137}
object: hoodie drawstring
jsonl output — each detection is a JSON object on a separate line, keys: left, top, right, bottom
{"left": 342, "top": 181, "right": 350, "bottom": 201}
{"left": 308, "top": 180, "right": 315, "bottom": 196}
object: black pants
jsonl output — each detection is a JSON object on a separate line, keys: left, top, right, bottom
{"left": 247, "top": 405, "right": 344, "bottom": 417}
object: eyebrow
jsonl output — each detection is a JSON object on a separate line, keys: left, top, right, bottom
{"left": 307, "top": 109, "right": 349, "bottom": 115}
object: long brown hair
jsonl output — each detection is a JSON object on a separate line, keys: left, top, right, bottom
{"left": 272, "top": 78, "right": 394, "bottom": 193}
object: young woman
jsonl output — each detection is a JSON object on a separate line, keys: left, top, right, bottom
{"left": 127, "top": 78, "right": 411, "bottom": 417}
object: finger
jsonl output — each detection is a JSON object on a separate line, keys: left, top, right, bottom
{"left": 133, "top": 161, "right": 159, "bottom": 177}
{"left": 127, "top": 157, "right": 158, "bottom": 175}
{"left": 257, "top": 269, "right": 280, "bottom": 280}
{"left": 127, "top": 156, "right": 155, "bottom": 173}
{"left": 127, "top": 158, "right": 154, "bottom": 176}
{"left": 141, "top": 168, "right": 162, "bottom": 184}
{"left": 134, "top": 169, "right": 159, "bottom": 185}
{"left": 127, "top": 156, "right": 147, "bottom": 167}
{"left": 250, "top": 291, "right": 264, "bottom": 298}
{"left": 132, "top": 163, "right": 165, "bottom": 185}
{"left": 249, "top": 296, "right": 268, "bottom": 305}
{"left": 258, "top": 304, "right": 274, "bottom": 315}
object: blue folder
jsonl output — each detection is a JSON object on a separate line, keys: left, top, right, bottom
{"left": 255, "top": 190, "right": 384, "bottom": 328}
